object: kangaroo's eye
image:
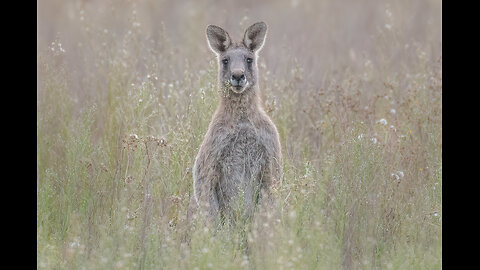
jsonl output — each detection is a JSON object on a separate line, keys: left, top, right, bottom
{"left": 246, "top": 58, "right": 253, "bottom": 64}
{"left": 222, "top": 59, "right": 229, "bottom": 65}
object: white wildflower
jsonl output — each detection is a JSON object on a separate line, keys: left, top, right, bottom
{"left": 378, "top": 118, "right": 388, "bottom": 125}
{"left": 391, "top": 170, "right": 404, "bottom": 182}
{"left": 70, "top": 241, "right": 81, "bottom": 248}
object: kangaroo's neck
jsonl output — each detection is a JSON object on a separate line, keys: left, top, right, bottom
{"left": 218, "top": 86, "right": 261, "bottom": 119}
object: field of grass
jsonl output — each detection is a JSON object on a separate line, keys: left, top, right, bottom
{"left": 37, "top": 0, "right": 442, "bottom": 269}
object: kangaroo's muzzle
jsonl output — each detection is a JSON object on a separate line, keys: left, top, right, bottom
{"left": 230, "top": 72, "right": 247, "bottom": 92}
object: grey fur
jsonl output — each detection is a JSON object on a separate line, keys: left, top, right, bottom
{"left": 193, "top": 22, "right": 282, "bottom": 223}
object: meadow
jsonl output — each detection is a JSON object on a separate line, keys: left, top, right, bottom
{"left": 37, "top": 0, "right": 442, "bottom": 269}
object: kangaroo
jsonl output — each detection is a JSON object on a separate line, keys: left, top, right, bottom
{"left": 192, "top": 22, "right": 282, "bottom": 223}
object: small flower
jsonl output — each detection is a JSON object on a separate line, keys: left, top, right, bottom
{"left": 377, "top": 118, "right": 388, "bottom": 125}
{"left": 70, "top": 241, "right": 81, "bottom": 248}
{"left": 391, "top": 170, "right": 404, "bottom": 182}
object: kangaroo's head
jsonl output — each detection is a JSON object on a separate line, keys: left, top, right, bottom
{"left": 206, "top": 22, "right": 267, "bottom": 94}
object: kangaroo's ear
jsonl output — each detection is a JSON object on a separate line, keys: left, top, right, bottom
{"left": 243, "top": 22, "right": 267, "bottom": 52}
{"left": 206, "top": 25, "right": 232, "bottom": 54}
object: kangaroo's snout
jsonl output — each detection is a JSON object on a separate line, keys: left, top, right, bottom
{"left": 230, "top": 70, "right": 246, "bottom": 88}
{"left": 231, "top": 73, "right": 245, "bottom": 82}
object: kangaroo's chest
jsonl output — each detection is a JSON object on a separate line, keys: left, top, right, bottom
{"left": 216, "top": 121, "right": 268, "bottom": 177}
{"left": 216, "top": 121, "right": 266, "bottom": 206}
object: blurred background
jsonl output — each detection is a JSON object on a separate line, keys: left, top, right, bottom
{"left": 37, "top": 0, "right": 441, "bottom": 102}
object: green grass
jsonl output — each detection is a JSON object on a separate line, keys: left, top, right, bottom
{"left": 38, "top": 0, "right": 441, "bottom": 269}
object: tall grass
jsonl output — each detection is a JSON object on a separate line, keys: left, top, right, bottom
{"left": 37, "top": 0, "right": 441, "bottom": 269}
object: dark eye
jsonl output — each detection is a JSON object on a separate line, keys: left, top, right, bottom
{"left": 222, "top": 59, "right": 229, "bottom": 65}
{"left": 246, "top": 58, "right": 253, "bottom": 64}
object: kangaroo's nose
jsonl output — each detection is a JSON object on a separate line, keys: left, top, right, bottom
{"left": 231, "top": 73, "right": 245, "bottom": 82}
